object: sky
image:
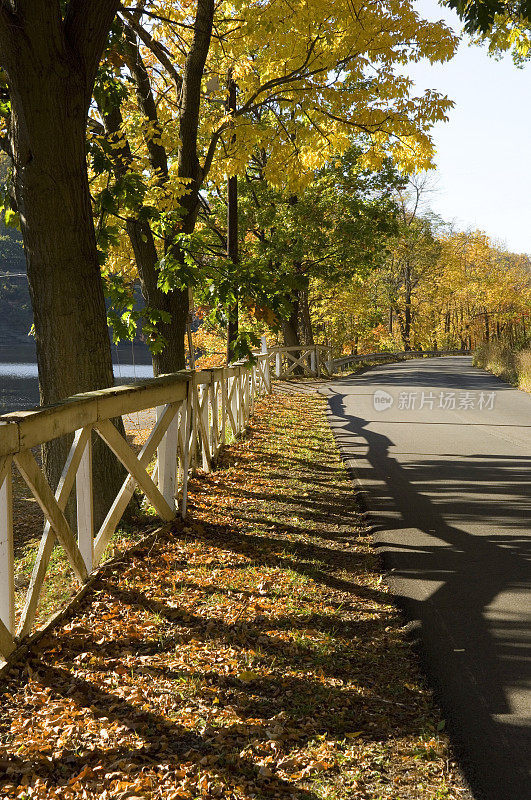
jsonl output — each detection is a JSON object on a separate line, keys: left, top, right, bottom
{"left": 404, "top": 0, "right": 531, "bottom": 255}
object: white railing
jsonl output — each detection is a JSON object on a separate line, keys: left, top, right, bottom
{"left": 332, "top": 348, "right": 471, "bottom": 372}
{"left": 0, "top": 346, "right": 271, "bottom": 662}
{"left": 269, "top": 345, "right": 332, "bottom": 378}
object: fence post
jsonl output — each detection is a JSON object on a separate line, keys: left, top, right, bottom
{"left": 275, "top": 351, "right": 281, "bottom": 378}
{"left": 191, "top": 374, "right": 199, "bottom": 472}
{"left": 76, "top": 435, "right": 94, "bottom": 573}
{"left": 230, "top": 374, "right": 238, "bottom": 436}
{"left": 157, "top": 405, "right": 179, "bottom": 512}
{"left": 221, "top": 369, "right": 228, "bottom": 444}
{"left": 210, "top": 378, "right": 219, "bottom": 461}
{"left": 0, "top": 459, "right": 14, "bottom": 636}
{"left": 238, "top": 369, "right": 245, "bottom": 433}
{"left": 250, "top": 364, "right": 256, "bottom": 415}
{"left": 325, "top": 347, "right": 334, "bottom": 374}
{"left": 261, "top": 336, "right": 272, "bottom": 393}
{"left": 180, "top": 388, "right": 191, "bottom": 518}
{"left": 201, "top": 384, "right": 210, "bottom": 472}
{"left": 310, "top": 346, "right": 316, "bottom": 375}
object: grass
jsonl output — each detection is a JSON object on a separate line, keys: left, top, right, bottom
{"left": 0, "top": 392, "right": 471, "bottom": 799}
{"left": 473, "top": 341, "right": 531, "bottom": 391}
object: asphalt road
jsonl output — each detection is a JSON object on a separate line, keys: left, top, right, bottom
{"left": 324, "top": 356, "right": 530, "bottom": 800}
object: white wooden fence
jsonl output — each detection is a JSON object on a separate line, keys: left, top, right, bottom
{"left": 269, "top": 345, "right": 332, "bottom": 378}
{"left": 0, "top": 349, "right": 271, "bottom": 662}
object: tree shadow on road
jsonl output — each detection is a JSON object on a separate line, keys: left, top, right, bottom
{"left": 327, "top": 386, "right": 530, "bottom": 800}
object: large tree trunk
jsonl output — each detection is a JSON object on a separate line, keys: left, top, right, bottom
{"left": 2, "top": 2, "right": 123, "bottom": 527}
{"left": 297, "top": 287, "right": 314, "bottom": 346}
{"left": 282, "top": 296, "right": 301, "bottom": 348}
{"left": 226, "top": 78, "right": 239, "bottom": 363}
{"left": 226, "top": 169, "right": 239, "bottom": 363}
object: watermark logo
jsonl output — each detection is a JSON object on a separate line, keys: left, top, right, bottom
{"left": 373, "top": 389, "right": 394, "bottom": 411}
{"left": 372, "top": 389, "right": 496, "bottom": 412}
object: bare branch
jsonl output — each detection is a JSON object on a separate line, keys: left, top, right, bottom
{"left": 119, "top": 6, "right": 182, "bottom": 95}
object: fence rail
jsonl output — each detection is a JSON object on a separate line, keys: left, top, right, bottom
{"left": 0, "top": 345, "right": 271, "bottom": 662}
{"left": 331, "top": 348, "right": 471, "bottom": 372}
{"left": 269, "top": 344, "right": 332, "bottom": 378}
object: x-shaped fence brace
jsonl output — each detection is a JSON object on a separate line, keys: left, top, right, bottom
{"left": 269, "top": 346, "right": 331, "bottom": 378}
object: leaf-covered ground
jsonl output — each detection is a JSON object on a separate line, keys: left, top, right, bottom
{"left": 0, "top": 392, "right": 471, "bottom": 799}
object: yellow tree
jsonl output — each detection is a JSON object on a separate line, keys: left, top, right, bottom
{"left": 436, "top": 230, "right": 531, "bottom": 347}
{"left": 93, "top": 0, "right": 458, "bottom": 370}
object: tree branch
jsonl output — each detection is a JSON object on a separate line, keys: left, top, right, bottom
{"left": 122, "top": 21, "right": 169, "bottom": 182}
{"left": 118, "top": 6, "right": 182, "bottom": 95}
{"left": 177, "top": 0, "right": 214, "bottom": 220}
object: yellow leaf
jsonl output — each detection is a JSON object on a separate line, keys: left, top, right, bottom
{"left": 238, "top": 670, "right": 261, "bottom": 682}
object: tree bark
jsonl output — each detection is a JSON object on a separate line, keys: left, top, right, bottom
{"left": 100, "top": 100, "right": 187, "bottom": 375}
{"left": 282, "top": 296, "right": 301, "bottom": 349}
{"left": 297, "top": 287, "right": 314, "bottom": 346}
{"left": 120, "top": 0, "right": 214, "bottom": 372}
{"left": 0, "top": 2, "right": 123, "bottom": 526}
{"left": 125, "top": 217, "right": 188, "bottom": 374}
{"left": 226, "top": 77, "right": 239, "bottom": 363}
{"left": 120, "top": 30, "right": 187, "bottom": 374}
{"left": 165, "top": 0, "right": 215, "bottom": 368}
{"left": 403, "top": 272, "right": 412, "bottom": 351}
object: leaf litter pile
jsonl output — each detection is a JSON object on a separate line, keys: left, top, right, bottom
{"left": 0, "top": 392, "right": 471, "bottom": 799}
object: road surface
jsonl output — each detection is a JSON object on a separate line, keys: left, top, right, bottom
{"left": 325, "top": 356, "right": 530, "bottom": 800}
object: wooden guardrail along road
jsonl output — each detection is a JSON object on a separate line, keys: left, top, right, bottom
{"left": 331, "top": 348, "right": 472, "bottom": 372}
{"left": 0, "top": 345, "right": 272, "bottom": 662}
{"left": 265, "top": 345, "right": 471, "bottom": 378}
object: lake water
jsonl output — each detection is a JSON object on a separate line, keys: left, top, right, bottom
{"left": 0, "top": 361, "right": 154, "bottom": 414}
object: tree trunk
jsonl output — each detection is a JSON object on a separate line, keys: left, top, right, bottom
{"left": 2, "top": 2, "right": 123, "bottom": 527}
{"left": 120, "top": 2, "right": 214, "bottom": 375}
{"left": 125, "top": 218, "right": 188, "bottom": 374}
{"left": 282, "top": 296, "right": 301, "bottom": 348}
{"left": 120, "top": 32, "right": 188, "bottom": 375}
{"left": 226, "top": 77, "right": 239, "bottom": 364}
{"left": 227, "top": 300, "right": 239, "bottom": 363}
{"left": 297, "top": 287, "right": 314, "bottom": 346}
{"left": 166, "top": 0, "right": 215, "bottom": 369}
{"left": 403, "top": 291, "right": 412, "bottom": 350}
{"left": 484, "top": 310, "right": 490, "bottom": 342}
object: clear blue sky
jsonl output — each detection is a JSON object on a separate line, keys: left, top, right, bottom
{"left": 405, "top": 0, "right": 531, "bottom": 255}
